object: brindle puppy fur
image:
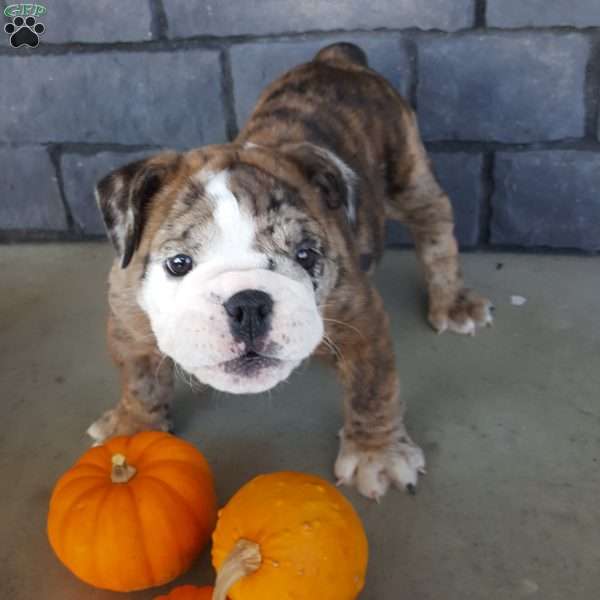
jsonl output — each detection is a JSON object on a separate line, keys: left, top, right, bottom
{"left": 91, "top": 43, "right": 493, "bottom": 499}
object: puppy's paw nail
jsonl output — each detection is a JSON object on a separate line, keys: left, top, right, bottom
{"left": 430, "top": 317, "right": 448, "bottom": 334}
{"left": 86, "top": 422, "right": 106, "bottom": 444}
{"left": 336, "top": 434, "right": 425, "bottom": 500}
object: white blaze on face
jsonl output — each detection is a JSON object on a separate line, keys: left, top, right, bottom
{"left": 138, "top": 169, "right": 324, "bottom": 394}
{"left": 204, "top": 170, "right": 260, "bottom": 270}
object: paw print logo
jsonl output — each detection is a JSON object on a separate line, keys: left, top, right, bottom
{"left": 4, "top": 15, "right": 45, "bottom": 48}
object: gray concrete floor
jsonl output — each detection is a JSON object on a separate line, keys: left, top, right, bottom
{"left": 1, "top": 243, "right": 599, "bottom": 600}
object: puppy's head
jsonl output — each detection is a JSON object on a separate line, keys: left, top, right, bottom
{"left": 96, "top": 144, "right": 354, "bottom": 394}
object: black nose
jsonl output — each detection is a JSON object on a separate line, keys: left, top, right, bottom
{"left": 223, "top": 289, "right": 274, "bottom": 343}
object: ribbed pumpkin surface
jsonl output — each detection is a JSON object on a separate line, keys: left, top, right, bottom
{"left": 47, "top": 432, "right": 217, "bottom": 592}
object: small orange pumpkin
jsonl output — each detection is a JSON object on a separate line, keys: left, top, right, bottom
{"left": 154, "top": 584, "right": 218, "bottom": 599}
{"left": 47, "top": 432, "right": 217, "bottom": 592}
{"left": 211, "top": 472, "right": 368, "bottom": 600}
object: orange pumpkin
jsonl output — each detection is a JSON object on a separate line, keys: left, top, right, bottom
{"left": 47, "top": 432, "right": 217, "bottom": 592}
{"left": 211, "top": 472, "right": 368, "bottom": 600}
{"left": 154, "top": 584, "right": 218, "bottom": 599}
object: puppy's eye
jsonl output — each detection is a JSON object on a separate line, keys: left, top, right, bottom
{"left": 165, "top": 254, "right": 193, "bottom": 277}
{"left": 295, "top": 247, "right": 318, "bottom": 272}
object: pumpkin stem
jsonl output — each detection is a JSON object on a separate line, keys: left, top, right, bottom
{"left": 110, "top": 453, "right": 137, "bottom": 483}
{"left": 213, "top": 539, "right": 262, "bottom": 600}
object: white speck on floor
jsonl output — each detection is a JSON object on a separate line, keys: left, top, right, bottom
{"left": 511, "top": 294, "right": 527, "bottom": 306}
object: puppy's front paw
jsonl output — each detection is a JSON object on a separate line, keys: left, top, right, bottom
{"left": 335, "top": 430, "right": 426, "bottom": 501}
{"left": 87, "top": 405, "right": 173, "bottom": 445}
{"left": 429, "top": 288, "right": 494, "bottom": 336}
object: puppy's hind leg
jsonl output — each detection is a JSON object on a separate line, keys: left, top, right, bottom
{"left": 385, "top": 112, "right": 493, "bottom": 335}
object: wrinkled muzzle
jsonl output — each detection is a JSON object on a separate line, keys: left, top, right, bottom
{"left": 143, "top": 268, "right": 324, "bottom": 394}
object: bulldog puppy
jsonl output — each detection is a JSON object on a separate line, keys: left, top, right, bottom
{"left": 89, "top": 43, "right": 493, "bottom": 500}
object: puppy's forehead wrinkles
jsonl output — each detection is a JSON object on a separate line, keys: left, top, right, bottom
{"left": 177, "top": 177, "right": 206, "bottom": 209}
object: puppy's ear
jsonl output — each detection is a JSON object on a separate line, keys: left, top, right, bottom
{"left": 283, "top": 143, "right": 357, "bottom": 223}
{"left": 96, "top": 152, "right": 180, "bottom": 268}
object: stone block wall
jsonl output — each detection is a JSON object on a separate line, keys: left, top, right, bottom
{"left": 1, "top": 1, "right": 598, "bottom": 251}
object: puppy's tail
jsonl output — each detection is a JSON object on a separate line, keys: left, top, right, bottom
{"left": 313, "top": 42, "right": 369, "bottom": 67}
